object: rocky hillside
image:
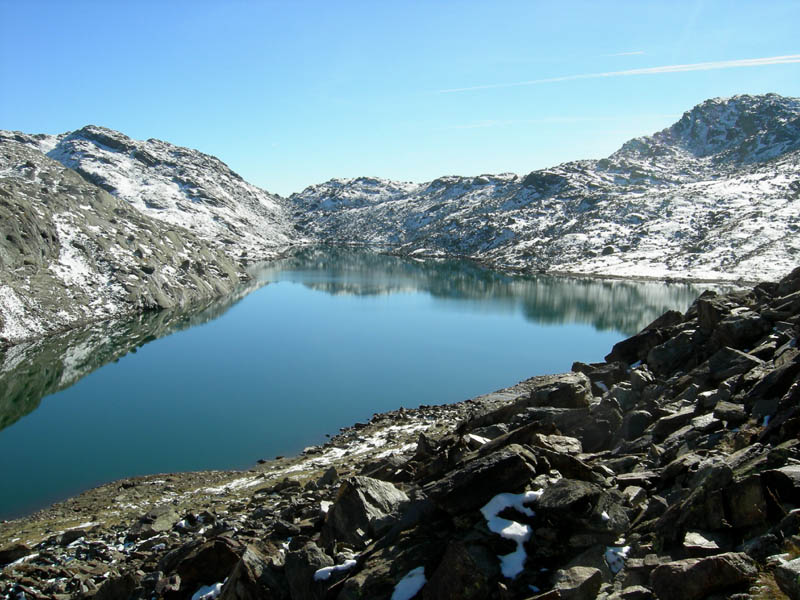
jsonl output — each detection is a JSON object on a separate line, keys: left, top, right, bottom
{"left": 2, "top": 267, "right": 800, "bottom": 599}
{"left": 291, "top": 94, "right": 800, "bottom": 282}
{"left": 1, "top": 126, "right": 297, "bottom": 262}
{"left": 0, "top": 140, "right": 249, "bottom": 345}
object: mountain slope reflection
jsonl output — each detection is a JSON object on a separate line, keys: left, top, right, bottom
{"left": 252, "top": 247, "right": 714, "bottom": 336}
{"left": 0, "top": 281, "right": 262, "bottom": 433}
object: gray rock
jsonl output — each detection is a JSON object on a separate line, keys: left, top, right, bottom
{"left": 649, "top": 552, "right": 758, "bottom": 600}
{"left": 322, "top": 476, "right": 409, "bottom": 548}
{"left": 423, "top": 541, "right": 496, "bottom": 600}
{"left": 529, "top": 372, "right": 593, "bottom": 409}
{"left": 647, "top": 330, "right": 697, "bottom": 375}
{"left": 285, "top": 541, "right": 334, "bottom": 600}
{"left": 423, "top": 444, "right": 536, "bottom": 515}
{"left": 129, "top": 505, "right": 179, "bottom": 540}
{"left": 774, "top": 556, "right": 800, "bottom": 600}
{"left": 713, "top": 400, "right": 748, "bottom": 424}
{"left": 551, "top": 566, "right": 602, "bottom": 600}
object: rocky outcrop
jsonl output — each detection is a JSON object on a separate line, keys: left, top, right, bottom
{"left": 0, "top": 140, "right": 252, "bottom": 345}
{"left": 1, "top": 126, "right": 296, "bottom": 262}
{"left": 3, "top": 266, "right": 800, "bottom": 598}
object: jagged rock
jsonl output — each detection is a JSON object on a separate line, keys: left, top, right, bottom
{"left": 711, "top": 311, "right": 771, "bottom": 350}
{"left": 529, "top": 372, "right": 593, "bottom": 409}
{"left": 534, "top": 479, "right": 629, "bottom": 553}
{"left": 0, "top": 542, "right": 31, "bottom": 565}
{"left": 89, "top": 572, "right": 139, "bottom": 600}
{"left": 693, "top": 346, "right": 764, "bottom": 383}
{"left": 606, "top": 329, "right": 666, "bottom": 365}
{"left": 647, "top": 330, "right": 698, "bottom": 375}
{"left": 724, "top": 474, "right": 767, "bottom": 528}
{"left": 712, "top": 400, "right": 748, "bottom": 424}
{"left": 763, "top": 465, "right": 800, "bottom": 505}
{"left": 422, "top": 541, "right": 497, "bottom": 600}
{"left": 649, "top": 552, "right": 757, "bottom": 600}
{"left": 321, "top": 476, "right": 410, "bottom": 548}
{"left": 284, "top": 541, "right": 333, "bottom": 600}
{"left": 775, "top": 557, "right": 800, "bottom": 600}
{"left": 157, "top": 536, "right": 243, "bottom": 598}
{"left": 316, "top": 466, "right": 340, "bottom": 487}
{"left": 423, "top": 444, "right": 536, "bottom": 514}
{"left": 572, "top": 361, "right": 629, "bottom": 396}
{"left": 652, "top": 407, "right": 695, "bottom": 440}
{"left": 129, "top": 505, "right": 179, "bottom": 540}
{"left": 550, "top": 566, "right": 602, "bottom": 600}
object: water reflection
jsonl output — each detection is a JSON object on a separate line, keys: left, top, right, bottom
{"left": 0, "top": 281, "right": 261, "bottom": 433}
{"left": 252, "top": 247, "right": 715, "bottom": 336}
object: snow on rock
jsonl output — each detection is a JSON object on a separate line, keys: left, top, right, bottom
{"left": 291, "top": 93, "right": 800, "bottom": 283}
{"left": 605, "top": 543, "right": 631, "bottom": 574}
{"left": 14, "top": 125, "right": 299, "bottom": 262}
{"left": 391, "top": 566, "right": 427, "bottom": 600}
{"left": 480, "top": 490, "right": 543, "bottom": 579}
{"left": 191, "top": 582, "right": 224, "bottom": 600}
{"left": 0, "top": 139, "right": 247, "bottom": 345}
{"left": 313, "top": 559, "right": 357, "bottom": 581}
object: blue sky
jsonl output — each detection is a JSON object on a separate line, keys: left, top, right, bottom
{"left": 1, "top": 1, "right": 798, "bottom": 196}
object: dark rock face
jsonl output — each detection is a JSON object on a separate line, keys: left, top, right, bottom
{"left": 5, "top": 267, "right": 800, "bottom": 599}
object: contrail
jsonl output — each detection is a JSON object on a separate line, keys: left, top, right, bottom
{"left": 439, "top": 54, "right": 800, "bottom": 93}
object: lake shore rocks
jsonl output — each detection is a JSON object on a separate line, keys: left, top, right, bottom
{"left": 3, "top": 267, "right": 800, "bottom": 599}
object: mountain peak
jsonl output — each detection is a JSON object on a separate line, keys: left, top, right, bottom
{"left": 614, "top": 93, "right": 800, "bottom": 165}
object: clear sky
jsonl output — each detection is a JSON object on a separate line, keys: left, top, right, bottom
{"left": 1, "top": 1, "right": 798, "bottom": 197}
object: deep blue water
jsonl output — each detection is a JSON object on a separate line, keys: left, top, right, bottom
{"left": 0, "top": 248, "right": 709, "bottom": 518}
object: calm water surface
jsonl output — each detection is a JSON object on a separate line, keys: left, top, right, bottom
{"left": 0, "top": 248, "right": 710, "bottom": 518}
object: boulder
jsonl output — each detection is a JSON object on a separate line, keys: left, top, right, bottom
{"left": 724, "top": 475, "right": 767, "bottom": 528}
{"left": 529, "top": 372, "right": 593, "bottom": 409}
{"left": 129, "top": 505, "right": 179, "bottom": 540}
{"left": 693, "top": 346, "right": 763, "bottom": 383}
{"left": 0, "top": 542, "right": 31, "bottom": 566}
{"left": 550, "top": 566, "right": 602, "bottom": 600}
{"left": 647, "top": 330, "right": 698, "bottom": 376}
{"left": 423, "top": 444, "right": 536, "bottom": 515}
{"left": 711, "top": 311, "right": 771, "bottom": 350}
{"left": 606, "top": 329, "right": 666, "bottom": 365}
{"left": 284, "top": 541, "right": 334, "bottom": 600}
{"left": 649, "top": 552, "right": 757, "bottom": 600}
{"left": 422, "top": 541, "right": 496, "bottom": 600}
{"left": 713, "top": 400, "right": 748, "bottom": 424}
{"left": 775, "top": 557, "right": 800, "bottom": 600}
{"left": 91, "top": 572, "right": 139, "bottom": 600}
{"left": 322, "top": 476, "right": 409, "bottom": 548}
{"left": 157, "top": 536, "right": 243, "bottom": 598}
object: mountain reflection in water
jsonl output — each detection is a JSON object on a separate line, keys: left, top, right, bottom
{"left": 252, "top": 247, "right": 713, "bottom": 336}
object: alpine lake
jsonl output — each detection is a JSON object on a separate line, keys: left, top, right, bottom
{"left": 0, "top": 247, "right": 716, "bottom": 519}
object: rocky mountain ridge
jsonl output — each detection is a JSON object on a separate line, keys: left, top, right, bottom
{"left": 0, "top": 141, "right": 250, "bottom": 345}
{"left": 2, "top": 93, "right": 799, "bottom": 346}
{"left": 2, "top": 267, "right": 800, "bottom": 599}
{"left": 291, "top": 94, "right": 800, "bottom": 282}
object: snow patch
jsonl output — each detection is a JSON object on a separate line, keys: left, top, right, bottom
{"left": 391, "top": 566, "right": 426, "bottom": 600}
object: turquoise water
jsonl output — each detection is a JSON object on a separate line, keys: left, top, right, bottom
{"left": 0, "top": 248, "right": 708, "bottom": 518}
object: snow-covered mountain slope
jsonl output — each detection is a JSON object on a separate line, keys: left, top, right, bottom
{"left": 291, "top": 94, "right": 800, "bottom": 282}
{"left": 1, "top": 125, "right": 297, "bottom": 262}
{"left": 0, "top": 141, "right": 249, "bottom": 345}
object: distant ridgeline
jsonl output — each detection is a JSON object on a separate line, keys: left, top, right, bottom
{"left": 1, "top": 93, "right": 799, "bottom": 345}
